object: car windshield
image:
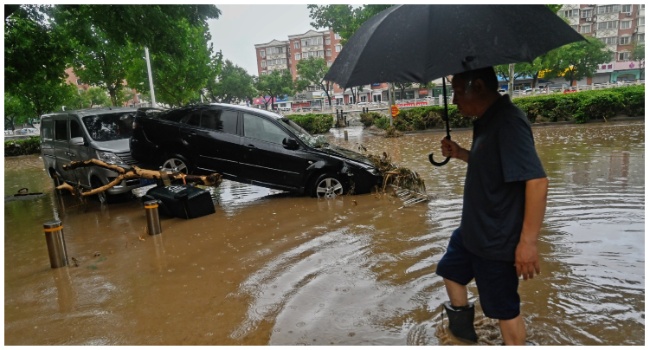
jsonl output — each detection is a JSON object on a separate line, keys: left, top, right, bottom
{"left": 82, "top": 112, "right": 136, "bottom": 142}
{"left": 279, "top": 118, "right": 329, "bottom": 148}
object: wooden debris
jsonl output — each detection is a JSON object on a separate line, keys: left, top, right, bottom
{"left": 363, "top": 150, "right": 430, "bottom": 207}
{"left": 57, "top": 158, "right": 222, "bottom": 197}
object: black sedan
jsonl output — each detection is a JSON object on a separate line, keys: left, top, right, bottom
{"left": 130, "top": 103, "right": 383, "bottom": 197}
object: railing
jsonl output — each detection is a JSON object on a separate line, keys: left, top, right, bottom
{"left": 281, "top": 80, "right": 645, "bottom": 115}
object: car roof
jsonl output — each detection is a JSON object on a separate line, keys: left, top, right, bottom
{"left": 208, "top": 103, "right": 283, "bottom": 120}
{"left": 42, "top": 106, "right": 138, "bottom": 118}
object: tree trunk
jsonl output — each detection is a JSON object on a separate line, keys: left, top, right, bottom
{"left": 57, "top": 159, "right": 222, "bottom": 197}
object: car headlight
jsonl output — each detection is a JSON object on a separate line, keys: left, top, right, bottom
{"left": 366, "top": 167, "right": 381, "bottom": 176}
{"left": 96, "top": 151, "right": 124, "bottom": 165}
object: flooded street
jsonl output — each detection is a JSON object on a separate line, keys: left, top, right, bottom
{"left": 3, "top": 121, "right": 645, "bottom": 345}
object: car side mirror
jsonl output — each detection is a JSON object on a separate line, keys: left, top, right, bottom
{"left": 70, "top": 136, "right": 85, "bottom": 146}
{"left": 282, "top": 137, "right": 299, "bottom": 150}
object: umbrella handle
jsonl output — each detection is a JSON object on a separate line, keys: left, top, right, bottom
{"left": 428, "top": 153, "right": 451, "bottom": 166}
{"left": 429, "top": 76, "right": 452, "bottom": 167}
{"left": 429, "top": 135, "right": 451, "bottom": 166}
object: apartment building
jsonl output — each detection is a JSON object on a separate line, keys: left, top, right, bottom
{"left": 559, "top": 4, "right": 645, "bottom": 83}
{"left": 254, "top": 28, "right": 390, "bottom": 109}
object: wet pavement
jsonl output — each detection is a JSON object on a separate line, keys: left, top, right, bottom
{"left": 3, "top": 120, "right": 645, "bottom": 345}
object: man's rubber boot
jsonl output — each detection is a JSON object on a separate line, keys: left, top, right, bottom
{"left": 443, "top": 301, "right": 478, "bottom": 343}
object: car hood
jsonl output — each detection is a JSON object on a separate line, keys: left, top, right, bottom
{"left": 92, "top": 138, "right": 131, "bottom": 152}
{"left": 319, "top": 145, "right": 376, "bottom": 168}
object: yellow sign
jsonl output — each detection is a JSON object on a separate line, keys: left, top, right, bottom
{"left": 391, "top": 105, "right": 399, "bottom": 117}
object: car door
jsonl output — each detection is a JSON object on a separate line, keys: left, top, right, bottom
{"left": 52, "top": 117, "right": 75, "bottom": 183}
{"left": 240, "top": 112, "right": 307, "bottom": 190}
{"left": 179, "top": 106, "right": 241, "bottom": 177}
{"left": 67, "top": 117, "right": 93, "bottom": 187}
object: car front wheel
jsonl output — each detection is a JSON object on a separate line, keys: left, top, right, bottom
{"left": 312, "top": 173, "right": 345, "bottom": 198}
{"left": 161, "top": 156, "right": 190, "bottom": 174}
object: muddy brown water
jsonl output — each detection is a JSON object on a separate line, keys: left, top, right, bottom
{"left": 3, "top": 121, "right": 645, "bottom": 345}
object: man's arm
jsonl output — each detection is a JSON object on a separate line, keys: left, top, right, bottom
{"left": 515, "top": 176, "right": 549, "bottom": 280}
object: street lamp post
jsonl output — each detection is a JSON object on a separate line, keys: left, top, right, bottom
{"left": 145, "top": 47, "right": 157, "bottom": 107}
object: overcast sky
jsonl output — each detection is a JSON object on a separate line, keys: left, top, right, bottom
{"left": 207, "top": 4, "right": 324, "bottom": 76}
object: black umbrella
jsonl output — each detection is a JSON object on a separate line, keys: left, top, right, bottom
{"left": 324, "top": 5, "right": 584, "bottom": 166}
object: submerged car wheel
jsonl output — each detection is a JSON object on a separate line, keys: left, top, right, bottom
{"left": 50, "top": 171, "right": 67, "bottom": 195}
{"left": 91, "top": 177, "right": 108, "bottom": 204}
{"left": 313, "top": 173, "right": 345, "bottom": 198}
{"left": 161, "top": 156, "right": 190, "bottom": 174}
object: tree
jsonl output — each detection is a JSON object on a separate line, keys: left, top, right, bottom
{"left": 308, "top": 5, "right": 392, "bottom": 44}
{"left": 5, "top": 5, "right": 76, "bottom": 118}
{"left": 86, "top": 87, "right": 112, "bottom": 108}
{"left": 495, "top": 59, "right": 547, "bottom": 89}
{"left": 256, "top": 70, "right": 294, "bottom": 110}
{"left": 295, "top": 57, "right": 333, "bottom": 107}
{"left": 631, "top": 42, "right": 645, "bottom": 79}
{"left": 393, "top": 82, "right": 415, "bottom": 100}
{"left": 125, "top": 20, "right": 223, "bottom": 107}
{"left": 52, "top": 6, "right": 139, "bottom": 106}
{"left": 52, "top": 5, "right": 222, "bottom": 108}
{"left": 5, "top": 93, "right": 35, "bottom": 131}
{"left": 545, "top": 36, "right": 611, "bottom": 86}
{"left": 53, "top": 5, "right": 221, "bottom": 58}
{"left": 206, "top": 60, "right": 257, "bottom": 104}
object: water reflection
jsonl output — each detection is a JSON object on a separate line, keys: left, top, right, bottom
{"left": 3, "top": 121, "right": 645, "bottom": 345}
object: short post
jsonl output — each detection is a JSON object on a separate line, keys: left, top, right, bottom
{"left": 344, "top": 130, "right": 348, "bottom": 141}
{"left": 43, "top": 220, "right": 68, "bottom": 269}
{"left": 144, "top": 200, "right": 162, "bottom": 235}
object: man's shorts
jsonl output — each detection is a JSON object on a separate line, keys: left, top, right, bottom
{"left": 436, "top": 228, "right": 520, "bottom": 320}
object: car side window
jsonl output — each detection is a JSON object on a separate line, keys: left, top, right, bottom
{"left": 243, "top": 113, "right": 287, "bottom": 145}
{"left": 41, "top": 120, "right": 53, "bottom": 141}
{"left": 70, "top": 120, "right": 83, "bottom": 139}
{"left": 54, "top": 120, "right": 68, "bottom": 141}
{"left": 201, "top": 109, "right": 238, "bottom": 135}
{"left": 185, "top": 110, "right": 201, "bottom": 127}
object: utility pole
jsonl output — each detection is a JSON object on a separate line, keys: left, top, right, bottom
{"left": 508, "top": 63, "right": 515, "bottom": 94}
{"left": 388, "top": 83, "right": 394, "bottom": 126}
{"left": 145, "top": 47, "right": 157, "bottom": 107}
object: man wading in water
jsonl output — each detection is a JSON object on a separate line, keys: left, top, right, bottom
{"left": 435, "top": 67, "right": 548, "bottom": 345}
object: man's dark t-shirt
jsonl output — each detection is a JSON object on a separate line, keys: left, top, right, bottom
{"left": 459, "top": 95, "right": 546, "bottom": 262}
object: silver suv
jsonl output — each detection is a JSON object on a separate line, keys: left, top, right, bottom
{"left": 40, "top": 107, "right": 158, "bottom": 203}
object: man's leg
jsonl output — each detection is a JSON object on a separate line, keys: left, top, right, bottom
{"left": 443, "top": 278, "right": 468, "bottom": 307}
{"left": 499, "top": 315, "right": 526, "bottom": 345}
{"left": 442, "top": 277, "right": 478, "bottom": 343}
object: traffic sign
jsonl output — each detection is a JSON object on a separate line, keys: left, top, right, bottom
{"left": 391, "top": 104, "right": 399, "bottom": 117}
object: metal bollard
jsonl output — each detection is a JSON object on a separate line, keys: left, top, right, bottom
{"left": 144, "top": 200, "right": 162, "bottom": 235}
{"left": 344, "top": 130, "right": 348, "bottom": 141}
{"left": 43, "top": 220, "right": 68, "bottom": 268}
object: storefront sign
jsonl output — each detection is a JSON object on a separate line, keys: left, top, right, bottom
{"left": 397, "top": 101, "right": 428, "bottom": 108}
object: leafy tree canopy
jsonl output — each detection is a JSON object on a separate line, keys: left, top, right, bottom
{"left": 52, "top": 5, "right": 221, "bottom": 58}
{"left": 256, "top": 70, "right": 294, "bottom": 108}
{"left": 5, "top": 5, "right": 74, "bottom": 117}
{"left": 544, "top": 36, "right": 611, "bottom": 86}
{"left": 296, "top": 57, "right": 335, "bottom": 106}
{"left": 206, "top": 60, "right": 257, "bottom": 104}
{"left": 308, "top": 4, "right": 392, "bottom": 44}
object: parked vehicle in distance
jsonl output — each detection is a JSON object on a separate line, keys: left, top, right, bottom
{"left": 130, "top": 103, "right": 384, "bottom": 198}
{"left": 40, "top": 107, "right": 163, "bottom": 203}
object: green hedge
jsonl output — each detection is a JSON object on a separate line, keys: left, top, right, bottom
{"left": 514, "top": 85, "right": 643, "bottom": 124}
{"left": 286, "top": 113, "right": 333, "bottom": 134}
{"left": 5, "top": 137, "right": 41, "bottom": 156}
{"left": 366, "top": 85, "right": 644, "bottom": 131}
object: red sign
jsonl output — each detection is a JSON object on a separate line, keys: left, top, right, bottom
{"left": 396, "top": 101, "right": 428, "bottom": 108}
